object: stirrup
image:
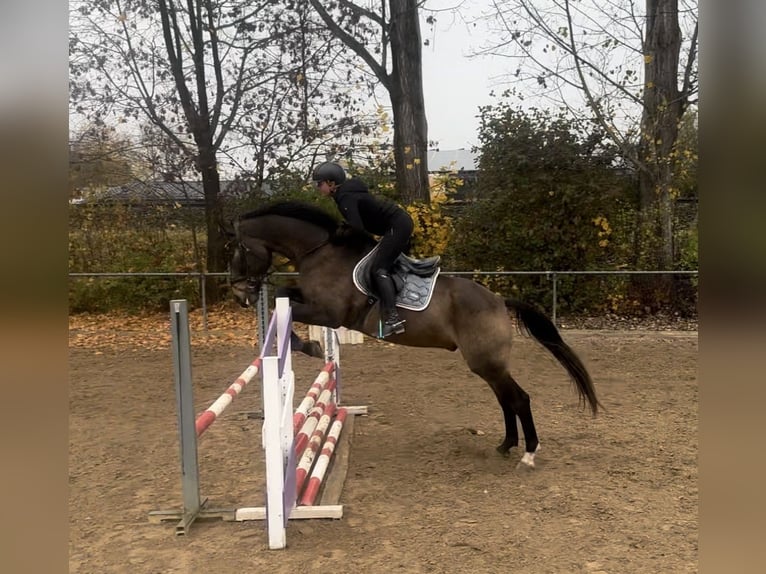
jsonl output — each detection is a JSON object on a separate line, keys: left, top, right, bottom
{"left": 378, "top": 317, "right": 406, "bottom": 339}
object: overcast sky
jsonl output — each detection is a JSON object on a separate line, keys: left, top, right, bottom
{"left": 420, "top": 2, "right": 508, "bottom": 151}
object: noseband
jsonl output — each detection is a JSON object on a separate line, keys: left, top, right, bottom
{"left": 229, "top": 242, "right": 268, "bottom": 298}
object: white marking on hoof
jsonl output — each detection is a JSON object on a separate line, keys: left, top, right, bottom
{"left": 516, "top": 444, "right": 541, "bottom": 470}
{"left": 519, "top": 451, "right": 536, "bottom": 468}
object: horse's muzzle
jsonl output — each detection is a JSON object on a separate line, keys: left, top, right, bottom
{"left": 231, "top": 279, "right": 258, "bottom": 308}
{"left": 231, "top": 281, "right": 258, "bottom": 307}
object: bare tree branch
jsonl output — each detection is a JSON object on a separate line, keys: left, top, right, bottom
{"left": 679, "top": 20, "right": 698, "bottom": 113}
{"left": 308, "top": 0, "right": 391, "bottom": 90}
{"left": 563, "top": 0, "right": 646, "bottom": 174}
{"left": 338, "top": 0, "right": 386, "bottom": 27}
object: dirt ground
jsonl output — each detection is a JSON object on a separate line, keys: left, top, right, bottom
{"left": 69, "top": 320, "right": 697, "bottom": 573}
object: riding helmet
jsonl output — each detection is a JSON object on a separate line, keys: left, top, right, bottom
{"left": 312, "top": 162, "right": 346, "bottom": 185}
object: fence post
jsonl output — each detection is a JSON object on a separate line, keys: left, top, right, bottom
{"left": 257, "top": 283, "right": 269, "bottom": 352}
{"left": 199, "top": 273, "right": 208, "bottom": 333}
{"left": 169, "top": 299, "right": 203, "bottom": 535}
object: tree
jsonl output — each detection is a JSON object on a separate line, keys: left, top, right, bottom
{"left": 308, "top": 0, "right": 431, "bottom": 203}
{"left": 70, "top": 1, "right": 367, "bottom": 296}
{"left": 672, "top": 109, "right": 697, "bottom": 202}
{"left": 232, "top": 3, "right": 385, "bottom": 189}
{"left": 71, "top": 0, "right": 277, "bottom": 285}
{"left": 481, "top": 0, "right": 698, "bottom": 303}
{"left": 448, "top": 104, "right": 635, "bottom": 313}
{"left": 69, "top": 125, "right": 137, "bottom": 199}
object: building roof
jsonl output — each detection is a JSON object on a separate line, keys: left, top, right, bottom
{"left": 427, "top": 149, "right": 479, "bottom": 172}
{"left": 74, "top": 152, "right": 480, "bottom": 206}
{"left": 77, "top": 180, "right": 258, "bottom": 206}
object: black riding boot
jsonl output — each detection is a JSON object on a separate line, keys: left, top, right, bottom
{"left": 382, "top": 308, "right": 406, "bottom": 337}
{"left": 372, "top": 270, "right": 406, "bottom": 337}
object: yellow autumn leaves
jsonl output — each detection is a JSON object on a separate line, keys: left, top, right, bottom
{"left": 593, "top": 215, "right": 612, "bottom": 248}
{"left": 404, "top": 180, "right": 456, "bottom": 258}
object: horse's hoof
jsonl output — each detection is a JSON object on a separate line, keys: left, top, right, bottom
{"left": 304, "top": 341, "right": 324, "bottom": 359}
{"left": 496, "top": 443, "right": 514, "bottom": 457}
{"left": 516, "top": 452, "right": 537, "bottom": 470}
{"left": 515, "top": 444, "right": 541, "bottom": 470}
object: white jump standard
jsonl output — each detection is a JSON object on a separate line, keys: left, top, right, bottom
{"left": 149, "top": 297, "right": 367, "bottom": 549}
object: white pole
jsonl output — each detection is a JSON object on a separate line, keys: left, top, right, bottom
{"left": 261, "top": 354, "right": 287, "bottom": 549}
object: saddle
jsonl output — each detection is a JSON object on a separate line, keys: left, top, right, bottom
{"left": 352, "top": 245, "right": 441, "bottom": 311}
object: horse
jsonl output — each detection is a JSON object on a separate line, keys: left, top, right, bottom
{"left": 227, "top": 200, "right": 600, "bottom": 468}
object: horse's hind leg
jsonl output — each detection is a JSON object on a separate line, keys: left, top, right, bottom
{"left": 487, "top": 384, "right": 519, "bottom": 455}
{"left": 472, "top": 363, "right": 540, "bottom": 467}
{"left": 508, "top": 378, "right": 541, "bottom": 468}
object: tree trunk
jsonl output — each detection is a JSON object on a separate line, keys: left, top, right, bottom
{"left": 634, "top": 0, "right": 682, "bottom": 306}
{"left": 389, "top": 0, "right": 430, "bottom": 204}
{"left": 196, "top": 142, "right": 226, "bottom": 302}
{"left": 307, "top": 0, "right": 431, "bottom": 203}
{"left": 198, "top": 152, "right": 225, "bottom": 269}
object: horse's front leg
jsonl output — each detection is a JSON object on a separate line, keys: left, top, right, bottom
{"left": 287, "top": 330, "right": 323, "bottom": 359}
{"left": 274, "top": 286, "right": 338, "bottom": 359}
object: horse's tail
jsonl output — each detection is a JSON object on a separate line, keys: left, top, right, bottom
{"left": 505, "top": 298, "right": 601, "bottom": 415}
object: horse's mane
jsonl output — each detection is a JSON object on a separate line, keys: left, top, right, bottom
{"left": 240, "top": 201, "right": 339, "bottom": 232}
{"left": 239, "top": 200, "right": 376, "bottom": 251}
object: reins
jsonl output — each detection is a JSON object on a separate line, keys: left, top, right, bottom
{"left": 296, "top": 238, "right": 329, "bottom": 260}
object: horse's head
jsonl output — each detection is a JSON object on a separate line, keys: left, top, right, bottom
{"left": 229, "top": 241, "right": 272, "bottom": 307}
{"left": 227, "top": 200, "right": 369, "bottom": 307}
{"left": 224, "top": 218, "right": 272, "bottom": 308}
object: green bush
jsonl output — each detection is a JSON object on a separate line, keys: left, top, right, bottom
{"left": 444, "top": 105, "right": 640, "bottom": 314}
{"left": 69, "top": 202, "right": 208, "bottom": 312}
{"left": 68, "top": 276, "right": 202, "bottom": 313}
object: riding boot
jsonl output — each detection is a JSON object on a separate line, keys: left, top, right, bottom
{"left": 373, "top": 270, "right": 405, "bottom": 337}
{"left": 381, "top": 308, "right": 406, "bottom": 337}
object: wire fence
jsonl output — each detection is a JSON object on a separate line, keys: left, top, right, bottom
{"left": 68, "top": 269, "right": 698, "bottom": 331}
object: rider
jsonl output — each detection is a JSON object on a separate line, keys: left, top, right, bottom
{"left": 312, "top": 161, "right": 412, "bottom": 338}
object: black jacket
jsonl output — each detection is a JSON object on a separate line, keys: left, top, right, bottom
{"left": 333, "top": 178, "right": 404, "bottom": 236}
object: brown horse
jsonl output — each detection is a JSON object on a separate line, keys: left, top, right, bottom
{"left": 228, "top": 201, "right": 599, "bottom": 468}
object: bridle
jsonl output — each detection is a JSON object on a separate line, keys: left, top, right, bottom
{"left": 228, "top": 240, "right": 269, "bottom": 299}
{"left": 228, "top": 223, "right": 331, "bottom": 297}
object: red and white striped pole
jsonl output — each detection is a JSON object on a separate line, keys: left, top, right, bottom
{"left": 300, "top": 408, "right": 348, "bottom": 506}
{"left": 293, "top": 377, "right": 337, "bottom": 458}
{"left": 292, "top": 362, "right": 334, "bottom": 434}
{"left": 194, "top": 357, "right": 262, "bottom": 437}
{"left": 294, "top": 402, "right": 337, "bottom": 497}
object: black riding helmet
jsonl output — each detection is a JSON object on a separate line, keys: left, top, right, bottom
{"left": 312, "top": 162, "right": 346, "bottom": 185}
